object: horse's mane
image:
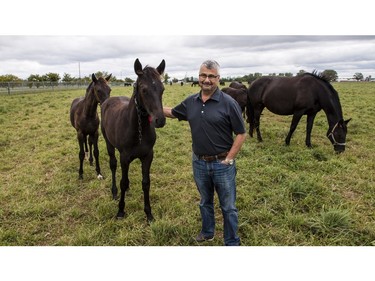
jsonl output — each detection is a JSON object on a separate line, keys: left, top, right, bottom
{"left": 303, "top": 71, "right": 343, "bottom": 116}
{"left": 307, "top": 70, "right": 330, "bottom": 82}
{"left": 303, "top": 70, "right": 337, "bottom": 93}
{"left": 85, "top": 81, "right": 94, "bottom": 98}
{"left": 301, "top": 70, "right": 331, "bottom": 83}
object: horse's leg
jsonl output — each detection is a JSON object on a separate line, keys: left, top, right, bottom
{"left": 88, "top": 134, "right": 94, "bottom": 166}
{"left": 117, "top": 152, "right": 131, "bottom": 219}
{"left": 77, "top": 132, "right": 85, "bottom": 180}
{"left": 254, "top": 105, "right": 264, "bottom": 142}
{"left": 91, "top": 132, "right": 103, "bottom": 180}
{"left": 246, "top": 97, "right": 254, "bottom": 137}
{"left": 84, "top": 136, "right": 89, "bottom": 161}
{"left": 305, "top": 113, "right": 317, "bottom": 148}
{"left": 105, "top": 141, "right": 118, "bottom": 199}
{"left": 285, "top": 112, "right": 304, "bottom": 145}
{"left": 141, "top": 151, "right": 154, "bottom": 223}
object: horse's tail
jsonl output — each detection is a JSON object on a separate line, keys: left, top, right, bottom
{"left": 246, "top": 77, "right": 271, "bottom": 137}
{"left": 246, "top": 86, "right": 255, "bottom": 137}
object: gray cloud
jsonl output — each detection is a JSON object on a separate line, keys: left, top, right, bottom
{"left": 1, "top": 35, "right": 375, "bottom": 80}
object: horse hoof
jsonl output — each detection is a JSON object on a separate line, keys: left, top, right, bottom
{"left": 78, "top": 175, "right": 83, "bottom": 180}
{"left": 147, "top": 215, "right": 155, "bottom": 225}
{"left": 116, "top": 212, "right": 125, "bottom": 219}
{"left": 97, "top": 174, "right": 104, "bottom": 180}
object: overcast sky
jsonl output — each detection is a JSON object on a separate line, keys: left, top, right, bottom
{"left": 1, "top": 35, "right": 375, "bottom": 80}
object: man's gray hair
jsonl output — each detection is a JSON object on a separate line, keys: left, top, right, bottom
{"left": 201, "top": 60, "right": 220, "bottom": 75}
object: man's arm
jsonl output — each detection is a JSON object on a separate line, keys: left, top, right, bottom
{"left": 223, "top": 133, "right": 247, "bottom": 164}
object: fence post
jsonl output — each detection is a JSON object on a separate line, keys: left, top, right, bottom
{"left": 7, "top": 82, "right": 10, "bottom": 94}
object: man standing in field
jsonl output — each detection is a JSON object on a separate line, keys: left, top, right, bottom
{"left": 163, "top": 60, "right": 246, "bottom": 246}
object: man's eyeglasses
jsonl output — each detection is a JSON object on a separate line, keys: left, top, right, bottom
{"left": 199, "top": 74, "right": 219, "bottom": 80}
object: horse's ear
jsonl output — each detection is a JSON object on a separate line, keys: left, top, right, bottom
{"left": 106, "top": 74, "right": 112, "bottom": 81}
{"left": 92, "top": 73, "right": 98, "bottom": 83}
{"left": 339, "top": 118, "right": 351, "bottom": 128}
{"left": 134, "top": 58, "right": 143, "bottom": 75}
{"left": 157, "top": 59, "right": 166, "bottom": 75}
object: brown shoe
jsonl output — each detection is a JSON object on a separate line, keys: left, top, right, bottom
{"left": 195, "top": 233, "right": 214, "bottom": 242}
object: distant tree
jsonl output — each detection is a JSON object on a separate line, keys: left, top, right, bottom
{"left": 245, "top": 73, "right": 262, "bottom": 84}
{"left": 27, "top": 74, "right": 43, "bottom": 88}
{"left": 27, "top": 74, "right": 42, "bottom": 82}
{"left": 108, "top": 75, "right": 118, "bottom": 82}
{"left": 79, "top": 75, "right": 91, "bottom": 83}
{"left": 353, "top": 72, "right": 364, "bottom": 81}
{"left": 44, "top": 72, "right": 60, "bottom": 82}
{"left": 163, "top": 73, "right": 170, "bottom": 84}
{"left": 124, "top": 77, "right": 134, "bottom": 83}
{"left": 0, "top": 74, "right": 23, "bottom": 88}
{"left": 297, "top": 69, "right": 306, "bottom": 76}
{"left": 322, "top": 69, "right": 338, "bottom": 82}
{"left": 0, "top": 74, "right": 22, "bottom": 82}
{"left": 62, "top": 73, "right": 74, "bottom": 82}
{"left": 285, "top": 72, "right": 293, "bottom": 77}
{"left": 94, "top": 71, "right": 112, "bottom": 78}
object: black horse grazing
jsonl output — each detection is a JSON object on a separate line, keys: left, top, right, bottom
{"left": 70, "top": 74, "right": 112, "bottom": 179}
{"left": 229, "top": 81, "right": 247, "bottom": 90}
{"left": 221, "top": 87, "right": 247, "bottom": 116}
{"left": 101, "top": 59, "right": 166, "bottom": 222}
{"left": 246, "top": 72, "right": 351, "bottom": 153}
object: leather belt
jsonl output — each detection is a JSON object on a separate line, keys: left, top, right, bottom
{"left": 198, "top": 151, "right": 228, "bottom": 162}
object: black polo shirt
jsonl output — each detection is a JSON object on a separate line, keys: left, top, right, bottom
{"left": 172, "top": 88, "right": 246, "bottom": 156}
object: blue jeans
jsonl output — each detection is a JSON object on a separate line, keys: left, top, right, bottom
{"left": 192, "top": 153, "right": 240, "bottom": 246}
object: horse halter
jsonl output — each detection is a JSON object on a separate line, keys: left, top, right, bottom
{"left": 327, "top": 122, "right": 346, "bottom": 146}
{"left": 133, "top": 83, "right": 150, "bottom": 144}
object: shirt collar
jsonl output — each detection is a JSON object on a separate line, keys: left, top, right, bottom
{"left": 196, "top": 87, "right": 221, "bottom": 102}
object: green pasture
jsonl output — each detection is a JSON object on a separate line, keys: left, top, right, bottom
{"left": 0, "top": 82, "right": 374, "bottom": 246}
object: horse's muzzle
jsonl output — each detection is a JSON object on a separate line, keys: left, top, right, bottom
{"left": 334, "top": 145, "right": 345, "bottom": 153}
{"left": 153, "top": 116, "right": 166, "bottom": 128}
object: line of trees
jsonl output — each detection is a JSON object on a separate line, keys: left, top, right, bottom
{"left": 0, "top": 70, "right": 372, "bottom": 86}
{"left": 0, "top": 72, "right": 133, "bottom": 89}
{"left": 0, "top": 71, "right": 125, "bottom": 84}
{"left": 170, "top": 70, "right": 371, "bottom": 84}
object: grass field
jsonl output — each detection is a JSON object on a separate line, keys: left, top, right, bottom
{"left": 0, "top": 82, "right": 374, "bottom": 246}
